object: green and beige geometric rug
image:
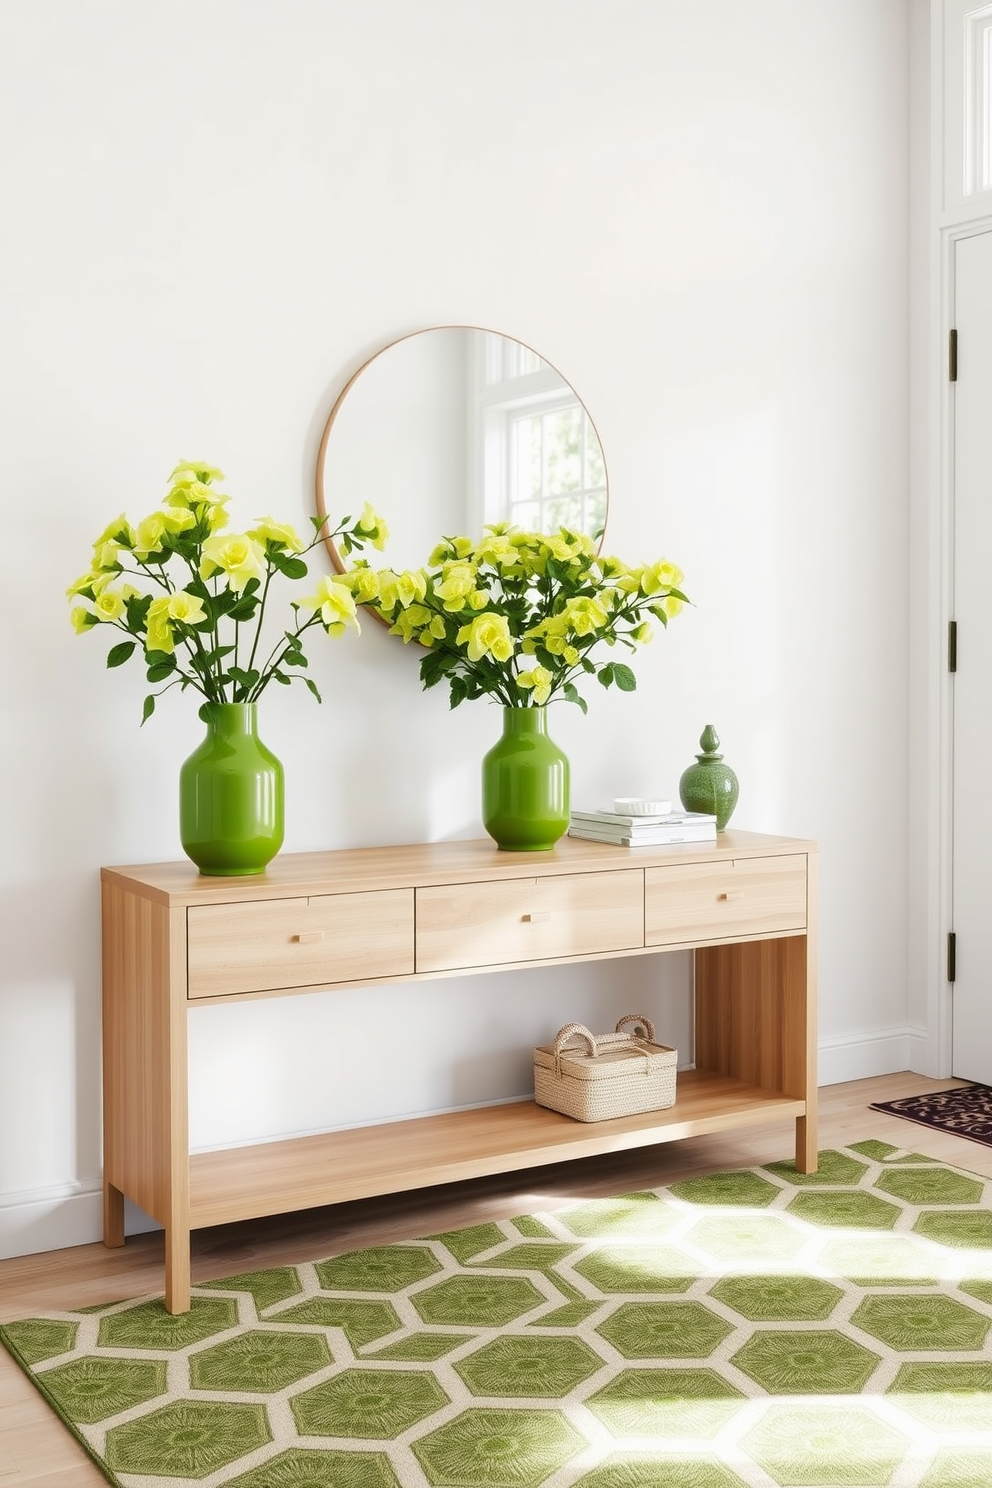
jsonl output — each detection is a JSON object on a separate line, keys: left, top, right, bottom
{"left": 4, "top": 1141, "right": 992, "bottom": 1487}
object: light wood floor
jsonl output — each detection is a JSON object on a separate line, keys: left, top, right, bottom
{"left": 3, "top": 1072, "right": 990, "bottom": 1486}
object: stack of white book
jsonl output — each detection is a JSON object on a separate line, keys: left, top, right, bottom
{"left": 568, "top": 805, "right": 718, "bottom": 846}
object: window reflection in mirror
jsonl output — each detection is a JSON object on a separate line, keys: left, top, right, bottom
{"left": 316, "top": 327, "right": 608, "bottom": 580}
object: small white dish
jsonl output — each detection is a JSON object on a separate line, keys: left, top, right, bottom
{"left": 613, "top": 797, "right": 672, "bottom": 816}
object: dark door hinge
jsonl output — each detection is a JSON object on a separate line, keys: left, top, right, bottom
{"left": 949, "top": 620, "right": 958, "bottom": 672}
{"left": 948, "top": 931, "right": 957, "bottom": 983}
{"left": 949, "top": 328, "right": 958, "bottom": 382}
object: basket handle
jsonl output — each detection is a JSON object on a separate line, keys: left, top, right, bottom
{"left": 616, "top": 1013, "right": 656, "bottom": 1043}
{"left": 552, "top": 1022, "right": 598, "bottom": 1076}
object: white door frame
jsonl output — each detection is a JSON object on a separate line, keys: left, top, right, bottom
{"left": 927, "top": 213, "right": 992, "bottom": 1078}
{"left": 914, "top": 1, "right": 992, "bottom": 1079}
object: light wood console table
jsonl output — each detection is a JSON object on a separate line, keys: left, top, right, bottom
{"left": 101, "top": 829, "right": 818, "bottom": 1313}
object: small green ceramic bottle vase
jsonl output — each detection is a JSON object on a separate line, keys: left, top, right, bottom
{"left": 482, "top": 706, "right": 570, "bottom": 851}
{"left": 179, "top": 703, "right": 284, "bottom": 876}
{"left": 678, "top": 723, "right": 739, "bottom": 831}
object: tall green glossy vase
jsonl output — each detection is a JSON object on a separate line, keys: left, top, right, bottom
{"left": 179, "top": 703, "right": 284, "bottom": 876}
{"left": 482, "top": 706, "right": 570, "bottom": 851}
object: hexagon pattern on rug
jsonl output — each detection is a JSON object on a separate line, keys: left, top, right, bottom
{"left": 412, "top": 1405, "right": 586, "bottom": 1485}
{"left": 5, "top": 1140, "right": 992, "bottom": 1487}
{"left": 189, "top": 1329, "right": 332, "bottom": 1393}
{"left": 290, "top": 1367, "right": 449, "bottom": 1438}
{"left": 40, "top": 1355, "right": 167, "bottom": 1423}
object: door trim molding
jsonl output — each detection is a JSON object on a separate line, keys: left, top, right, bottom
{"left": 939, "top": 220, "right": 992, "bottom": 1078}
{"left": 915, "top": 4, "right": 992, "bottom": 1079}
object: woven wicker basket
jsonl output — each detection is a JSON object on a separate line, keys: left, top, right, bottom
{"left": 533, "top": 1014, "right": 678, "bottom": 1122}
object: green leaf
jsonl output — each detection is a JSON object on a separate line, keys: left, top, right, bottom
{"left": 202, "top": 645, "right": 236, "bottom": 665}
{"left": 227, "top": 599, "right": 259, "bottom": 622}
{"left": 140, "top": 694, "right": 156, "bottom": 725}
{"left": 273, "top": 670, "right": 292, "bottom": 684}
{"left": 106, "top": 641, "right": 136, "bottom": 668}
{"left": 597, "top": 663, "right": 614, "bottom": 688}
{"left": 613, "top": 663, "right": 637, "bottom": 692}
{"left": 305, "top": 677, "right": 323, "bottom": 702}
{"left": 563, "top": 682, "right": 588, "bottom": 715}
{"left": 420, "top": 650, "right": 451, "bottom": 688}
{"left": 228, "top": 667, "right": 260, "bottom": 688}
{"left": 274, "top": 555, "right": 308, "bottom": 580}
{"left": 146, "top": 658, "right": 176, "bottom": 683}
{"left": 184, "top": 579, "right": 213, "bottom": 606}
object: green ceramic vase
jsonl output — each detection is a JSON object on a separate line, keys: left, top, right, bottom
{"left": 482, "top": 706, "right": 570, "bottom": 851}
{"left": 179, "top": 703, "right": 284, "bottom": 876}
{"left": 678, "top": 724, "right": 739, "bottom": 830}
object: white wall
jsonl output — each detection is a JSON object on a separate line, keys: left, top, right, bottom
{"left": 0, "top": 0, "right": 912, "bottom": 1257}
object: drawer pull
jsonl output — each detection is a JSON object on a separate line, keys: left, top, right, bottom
{"left": 717, "top": 891, "right": 744, "bottom": 903}
{"left": 293, "top": 931, "right": 325, "bottom": 944}
{"left": 522, "top": 911, "right": 550, "bottom": 923}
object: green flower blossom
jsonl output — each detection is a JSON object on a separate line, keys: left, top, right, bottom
{"left": 92, "top": 590, "right": 127, "bottom": 622}
{"left": 247, "top": 517, "right": 306, "bottom": 554}
{"left": 339, "top": 564, "right": 381, "bottom": 604}
{"left": 70, "top": 605, "right": 97, "bottom": 633}
{"left": 435, "top": 562, "right": 479, "bottom": 611}
{"left": 199, "top": 533, "right": 266, "bottom": 593}
{"left": 297, "top": 575, "right": 360, "bottom": 635}
{"left": 518, "top": 665, "right": 554, "bottom": 704}
{"left": 457, "top": 611, "right": 515, "bottom": 664}
{"left": 356, "top": 502, "right": 390, "bottom": 550}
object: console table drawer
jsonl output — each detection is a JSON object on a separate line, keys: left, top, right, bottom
{"left": 187, "top": 889, "right": 415, "bottom": 998}
{"left": 645, "top": 854, "right": 806, "bottom": 946}
{"left": 416, "top": 869, "right": 643, "bottom": 973}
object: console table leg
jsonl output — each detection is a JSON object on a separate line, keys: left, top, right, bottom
{"left": 795, "top": 1111, "right": 818, "bottom": 1173}
{"left": 164, "top": 1227, "right": 191, "bottom": 1315}
{"left": 103, "top": 1181, "right": 125, "bottom": 1248}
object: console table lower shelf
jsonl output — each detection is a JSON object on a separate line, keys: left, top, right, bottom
{"left": 188, "top": 1071, "right": 808, "bottom": 1228}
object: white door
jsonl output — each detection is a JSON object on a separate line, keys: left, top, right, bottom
{"left": 951, "top": 228, "right": 992, "bottom": 1082}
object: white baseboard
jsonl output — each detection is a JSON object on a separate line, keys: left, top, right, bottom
{"left": 0, "top": 1029, "right": 938, "bottom": 1261}
{"left": 0, "top": 1183, "right": 159, "bottom": 1262}
{"left": 816, "top": 1026, "right": 930, "bottom": 1087}
{"left": 905, "top": 1027, "right": 933, "bottom": 1077}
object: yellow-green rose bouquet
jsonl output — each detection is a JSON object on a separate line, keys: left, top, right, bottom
{"left": 67, "top": 461, "right": 389, "bottom": 723}
{"left": 67, "top": 460, "right": 391, "bottom": 875}
{"left": 346, "top": 524, "right": 687, "bottom": 712}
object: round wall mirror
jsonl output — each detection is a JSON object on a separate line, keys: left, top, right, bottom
{"left": 315, "top": 326, "right": 609, "bottom": 580}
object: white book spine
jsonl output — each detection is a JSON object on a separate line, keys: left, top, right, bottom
{"left": 570, "top": 809, "right": 717, "bottom": 828}
{"left": 568, "top": 826, "right": 717, "bottom": 846}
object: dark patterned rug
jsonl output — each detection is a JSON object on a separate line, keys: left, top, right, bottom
{"left": 869, "top": 1084, "right": 992, "bottom": 1146}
